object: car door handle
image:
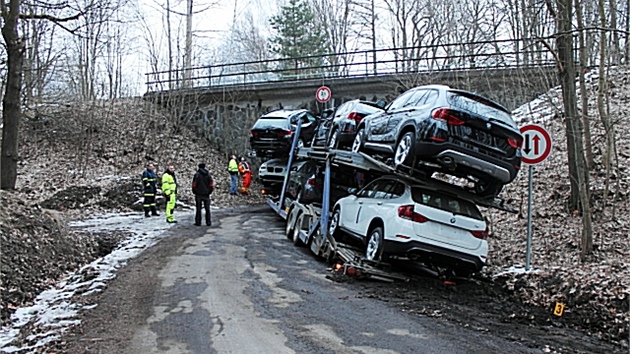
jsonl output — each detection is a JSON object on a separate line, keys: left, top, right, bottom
{"left": 377, "top": 202, "right": 383, "bottom": 205}
{"left": 358, "top": 201, "right": 363, "bottom": 205}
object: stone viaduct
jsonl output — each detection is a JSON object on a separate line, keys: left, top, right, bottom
{"left": 144, "top": 66, "right": 558, "bottom": 160}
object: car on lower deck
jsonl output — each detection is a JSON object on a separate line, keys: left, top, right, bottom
{"left": 329, "top": 176, "right": 489, "bottom": 275}
{"left": 285, "top": 160, "right": 358, "bottom": 205}
{"left": 258, "top": 158, "right": 291, "bottom": 195}
{"left": 352, "top": 85, "right": 523, "bottom": 198}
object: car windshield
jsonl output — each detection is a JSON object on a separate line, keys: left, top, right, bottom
{"left": 411, "top": 187, "right": 483, "bottom": 220}
{"left": 252, "top": 118, "right": 290, "bottom": 130}
{"left": 356, "top": 103, "right": 383, "bottom": 115}
{"left": 446, "top": 92, "right": 515, "bottom": 128}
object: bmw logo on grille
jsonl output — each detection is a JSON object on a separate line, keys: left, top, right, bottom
{"left": 486, "top": 122, "right": 492, "bottom": 129}
{"left": 450, "top": 217, "right": 456, "bottom": 224}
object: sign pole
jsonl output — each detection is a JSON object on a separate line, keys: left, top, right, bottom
{"left": 526, "top": 164, "right": 534, "bottom": 270}
{"left": 520, "top": 123, "right": 553, "bottom": 271}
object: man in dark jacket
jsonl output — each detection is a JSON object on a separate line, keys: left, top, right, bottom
{"left": 142, "top": 163, "right": 159, "bottom": 217}
{"left": 192, "top": 163, "right": 215, "bottom": 226}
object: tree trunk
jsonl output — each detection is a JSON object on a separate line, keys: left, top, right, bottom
{"left": 1, "top": 0, "right": 24, "bottom": 190}
{"left": 598, "top": 0, "right": 616, "bottom": 209}
{"left": 555, "top": 0, "right": 593, "bottom": 257}
{"left": 575, "top": 0, "right": 594, "bottom": 170}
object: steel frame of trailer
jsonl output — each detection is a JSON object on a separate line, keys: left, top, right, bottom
{"left": 266, "top": 120, "right": 518, "bottom": 281}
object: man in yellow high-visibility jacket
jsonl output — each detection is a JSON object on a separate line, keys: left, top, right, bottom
{"left": 161, "top": 165, "right": 178, "bottom": 223}
{"left": 228, "top": 155, "right": 239, "bottom": 195}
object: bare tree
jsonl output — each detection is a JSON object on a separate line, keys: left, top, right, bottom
{"left": 0, "top": 0, "right": 23, "bottom": 189}
{"left": 551, "top": 0, "right": 593, "bottom": 258}
{"left": 597, "top": 0, "right": 616, "bottom": 207}
{"left": 575, "top": 0, "right": 594, "bottom": 169}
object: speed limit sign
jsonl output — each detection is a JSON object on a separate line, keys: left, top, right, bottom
{"left": 315, "top": 86, "right": 332, "bottom": 103}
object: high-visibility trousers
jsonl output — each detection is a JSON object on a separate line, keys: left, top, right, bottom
{"left": 165, "top": 193, "right": 176, "bottom": 222}
{"left": 241, "top": 172, "right": 252, "bottom": 194}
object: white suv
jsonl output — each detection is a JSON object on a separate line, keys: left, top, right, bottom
{"left": 329, "top": 176, "right": 489, "bottom": 274}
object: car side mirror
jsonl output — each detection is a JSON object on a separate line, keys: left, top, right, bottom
{"left": 376, "top": 100, "right": 386, "bottom": 108}
{"left": 347, "top": 187, "right": 358, "bottom": 195}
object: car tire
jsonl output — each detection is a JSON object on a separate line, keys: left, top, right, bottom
{"left": 286, "top": 207, "right": 297, "bottom": 239}
{"left": 365, "top": 225, "right": 384, "bottom": 261}
{"left": 475, "top": 179, "right": 504, "bottom": 199}
{"left": 328, "top": 128, "right": 339, "bottom": 149}
{"left": 351, "top": 128, "right": 365, "bottom": 153}
{"left": 293, "top": 212, "right": 310, "bottom": 246}
{"left": 394, "top": 131, "right": 416, "bottom": 167}
{"left": 329, "top": 208, "right": 343, "bottom": 241}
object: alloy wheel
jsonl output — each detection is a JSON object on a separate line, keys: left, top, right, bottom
{"left": 394, "top": 132, "right": 413, "bottom": 166}
{"left": 351, "top": 129, "right": 364, "bottom": 153}
{"left": 329, "top": 209, "right": 340, "bottom": 238}
{"left": 365, "top": 227, "right": 383, "bottom": 261}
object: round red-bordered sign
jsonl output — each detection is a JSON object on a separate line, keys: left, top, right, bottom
{"left": 519, "top": 124, "right": 552, "bottom": 165}
{"left": 315, "top": 86, "right": 332, "bottom": 103}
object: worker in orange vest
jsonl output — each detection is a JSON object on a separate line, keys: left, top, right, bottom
{"left": 238, "top": 157, "right": 252, "bottom": 194}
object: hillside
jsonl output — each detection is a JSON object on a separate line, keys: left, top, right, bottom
{"left": 1, "top": 68, "right": 629, "bottom": 350}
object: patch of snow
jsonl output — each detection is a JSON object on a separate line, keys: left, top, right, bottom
{"left": 494, "top": 265, "right": 541, "bottom": 277}
{"left": 0, "top": 211, "right": 191, "bottom": 352}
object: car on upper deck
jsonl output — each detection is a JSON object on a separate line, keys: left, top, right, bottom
{"left": 351, "top": 85, "right": 523, "bottom": 198}
{"left": 311, "top": 100, "right": 385, "bottom": 149}
{"left": 249, "top": 109, "right": 319, "bottom": 158}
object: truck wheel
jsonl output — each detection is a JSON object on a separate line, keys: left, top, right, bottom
{"left": 329, "top": 208, "right": 343, "bottom": 241}
{"left": 293, "top": 212, "right": 310, "bottom": 246}
{"left": 351, "top": 128, "right": 365, "bottom": 153}
{"left": 394, "top": 131, "right": 416, "bottom": 167}
{"left": 285, "top": 207, "right": 297, "bottom": 240}
{"left": 365, "top": 226, "right": 384, "bottom": 261}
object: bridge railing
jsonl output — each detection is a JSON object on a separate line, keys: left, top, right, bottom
{"left": 145, "top": 37, "right": 561, "bottom": 93}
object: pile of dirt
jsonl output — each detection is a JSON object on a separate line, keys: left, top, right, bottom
{"left": 0, "top": 191, "right": 126, "bottom": 324}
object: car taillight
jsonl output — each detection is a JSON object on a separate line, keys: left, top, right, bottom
{"left": 397, "top": 205, "right": 428, "bottom": 223}
{"left": 507, "top": 137, "right": 523, "bottom": 148}
{"left": 277, "top": 130, "right": 293, "bottom": 137}
{"left": 347, "top": 112, "right": 365, "bottom": 123}
{"left": 307, "top": 178, "right": 322, "bottom": 188}
{"left": 432, "top": 108, "right": 465, "bottom": 126}
{"left": 471, "top": 228, "right": 489, "bottom": 240}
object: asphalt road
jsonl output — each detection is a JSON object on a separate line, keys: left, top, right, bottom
{"left": 60, "top": 208, "right": 546, "bottom": 353}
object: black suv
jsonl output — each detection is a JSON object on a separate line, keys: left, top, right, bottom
{"left": 311, "top": 100, "right": 385, "bottom": 149}
{"left": 249, "top": 109, "right": 319, "bottom": 158}
{"left": 352, "top": 85, "right": 523, "bottom": 198}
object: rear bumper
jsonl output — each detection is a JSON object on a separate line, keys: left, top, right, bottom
{"left": 250, "top": 138, "right": 292, "bottom": 152}
{"left": 383, "top": 239, "right": 486, "bottom": 272}
{"left": 414, "top": 141, "right": 520, "bottom": 183}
